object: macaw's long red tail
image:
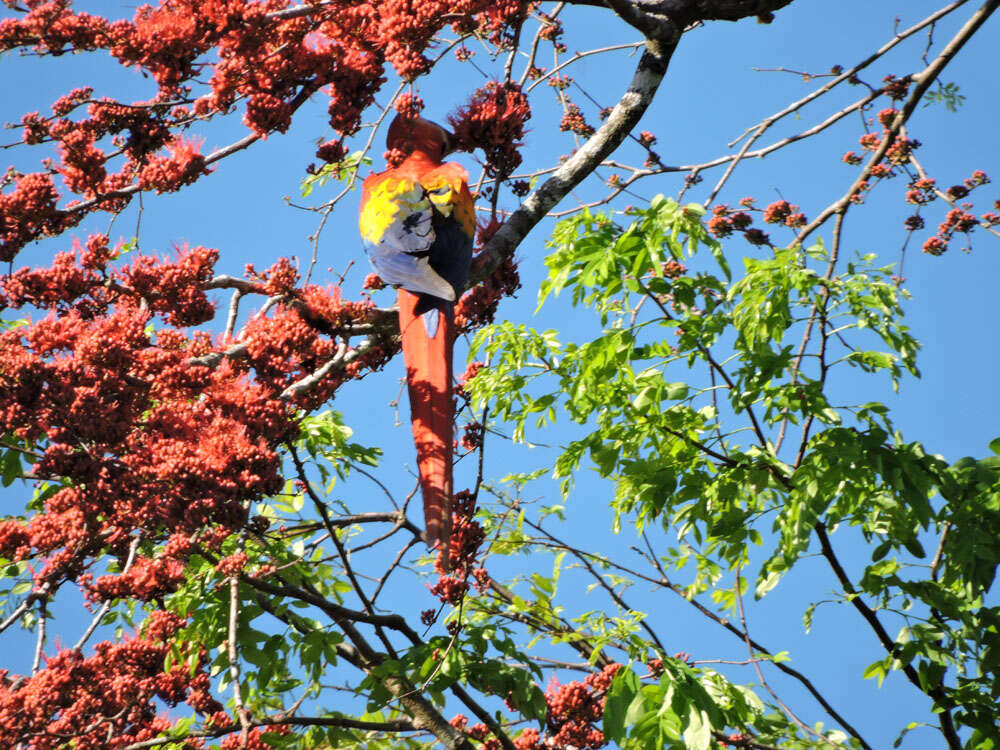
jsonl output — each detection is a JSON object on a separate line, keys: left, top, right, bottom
{"left": 397, "top": 288, "right": 454, "bottom": 568}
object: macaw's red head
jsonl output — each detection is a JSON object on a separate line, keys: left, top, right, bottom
{"left": 387, "top": 114, "right": 454, "bottom": 162}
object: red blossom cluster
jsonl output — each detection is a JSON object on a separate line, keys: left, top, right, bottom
{"left": 121, "top": 243, "right": 219, "bottom": 325}
{"left": 363, "top": 272, "right": 386, "bottom": 291}
{"left": 90, "top": 554, "right": 187, "bottom": 602}
{"left": 137, "top": 135, "right": 210, "bottom": 193}
{"left": 547, "top": 74, "right": 572, "bottom": 91}
{"left": 707, "top": 203, "right": 768, "bottom": 246}
{"left": 459, "top": 421, "right": 484, "bottom": 451}
{"left": 923, "top": 206, "right": 978, "bottom": 255}
{"left": 537, "top": 11, "right": 562, "bottom": 40}
{"left": 0, "top": 219, "right": 412, "bottom": 738}
{"left": 514, "top": 727, "right": 543, "bottom": 749}
{"left": 560, "top": 104, "right": 595, "bottom": 138}
{"left": 2, "top": 0, "right": 535, "bottom": 264}
{"left": 450, "top": 714, "right": 502, "bottom": 749}
{"left": 0, "top": 241, "right": 306, "bottom": 591}
{"left": 983, "top": 199, "right": 1000, "bottom": 229}
{"left": 466, "top": 0, "right": 532, "bottom": 47}
{"left": 243, "top": 306, "right": 337, "bottom": 384}
{"left": 838, "top": 95, "right": 921, "bottom": 188}
{"left": 430, "top": 490, "right": 486, "bottom": 604}
{"left": 662, "top": 259, "right": 687, "bottom": 278}
{"left": 510, "top": 179, "right": 531, "bottom": 196}
{"left": 0, "top": 610, "right": 225, "bottom": 749}
{"left": 0, "top": 172, "right": 77, "bottom": 262}
{"left": 303, "top": 282, "right": 376, "bottom": 329}
{"left": 394, "top": 91, "right": 425, "bottom": 119}
{"left": 1, "top": 233, "right": 111, "bottom": 312}
{"left": 316, "top": 138, "right": 347, "bottom": 164}
{"left": 246, "top": 257, "right": 298, "bottom": 297}
{"left": 885, "top": 134, "right": 920, "bottom": 165}
{"left": 877, "top": 107, "right": 898, "bottom": 128}
{"left": 214, "top": 550, "right": 249, "bottom": 576}
{"left": 718, "top": 733, "right": 752, "bottom": 748}
{"left": 905, "top": 177, "right": 937, "bottom": 206}
{"left": 761, "top": 199, "right": 806, "bottom": 228}
{"left": 836, "top": 88, "right": 995, "bottom": 255}
{"left": 455, "top": 253, "right": 521, "bottom": 333}
{"left": 526, "top": 65, "right": 546, "bottom": 81}
{"left": 881, "top": 73, "right": 911, "bottom": 100}
{"left": 449, "top": 82, "right": 531, "bottom": 178}
{"left": 456, "top": 360, "right": 485, "bottom": 399}
{"left": 899, "top": 171, "right": 995, "bottom": 254}
{"left": 220, "top": 725, "right": 291, "bottom": 749}
{"left": 707, "top": 198, "right": 806, "bottom": 243}
{"left": 539, "top": 663, "right": 623, "bottom": 748}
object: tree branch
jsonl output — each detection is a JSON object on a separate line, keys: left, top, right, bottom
{"left": 473, "top": 18, "right": 681, "bottom": 281}
{"left": 797, "top": 0, "right": 1000, "bottom": 246}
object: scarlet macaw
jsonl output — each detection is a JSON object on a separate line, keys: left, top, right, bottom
{"left": 358, "top": 114, "right": 475, "bottom": 564}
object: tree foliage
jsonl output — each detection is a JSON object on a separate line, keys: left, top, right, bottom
{"left": 0, "top": 1, "right": 999, "bottom": 749}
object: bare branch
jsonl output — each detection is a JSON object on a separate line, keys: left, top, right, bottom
{"left": 797, "top": 0, "right": 1000, "bottom": 246}
{"left": 227, "top": 574, "right": 251, "bottom": 746}
{"left": 475, "top": 23, "right": 681, "bottom": 281}
{"left": 74, "top": 537, "right": 141, "bottom": 652}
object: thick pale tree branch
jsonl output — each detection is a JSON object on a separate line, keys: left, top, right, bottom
{"left": 473, "top": 30, "right": 679, "bottom": 281}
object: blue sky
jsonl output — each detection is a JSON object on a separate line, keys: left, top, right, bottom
{"left": 2, "top": 1, "right": 999, "bottom": 746}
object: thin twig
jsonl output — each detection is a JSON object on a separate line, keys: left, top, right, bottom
{"left": 31, "top": 599, "right": 47, "bottom": 675}
{"left": 74, "top": 537, "right": 142, "bottom": 651}
{"left": 796, "top": 0, "right": 1000, "bottom": 247}
{"left": 734, "top": 569, "right": 835, "bottom": 745}
{"left": 228, "top": 575, "right": 251, "bottom": 746}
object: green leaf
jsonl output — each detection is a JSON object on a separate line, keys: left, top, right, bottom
{"left": 10, "top": 580, "right": 31, "bottom": 596}
{"left": 604, "top": 668, "right": 641, "bottom": 742}
{"left": 682, "top": 706, "right": 712, "bottom": 750}
{"left": 755, "top": 571, "right": 781, "bottom": 599}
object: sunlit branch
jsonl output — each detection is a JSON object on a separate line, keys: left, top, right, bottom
{"left": 733, "top": 568, "right": 834, "bottom": 745}
{"left": 73, "top": 536, "right": 141, "bottom": 652}
{"left": 119, "top": 714, "right": 419, "bottom": 750}
{"left": 635, "top": 535, "right": 872, "bottom": 747}
{"left": 227, "top": 573, "right": 251, "bottom": 745}
{"left": 797, "top": 0, "right": 1000, "bottom": 246}
{"left": 474, "top": 15, "right": 681, "bottom": 281}
{"left": 728, "top": 0, "right": 972, "bottom": 149}
{"left": 0, "top": 582, "right": 52, "bottom": 636}
{"left": 523, "top": 517, "right": 669, "bottom": 655}
{"left": 523, "top": 41, "right": 645, "bottom": 93}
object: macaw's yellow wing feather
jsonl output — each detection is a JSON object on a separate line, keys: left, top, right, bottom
{"left": 359, "top": 177, "right": 417, "bottom": 242}
{"left": 421, "top": 165, "right": 476, "bottom": 240}
{"left": 359, "top": 164, "right": 474, "bottom": 301}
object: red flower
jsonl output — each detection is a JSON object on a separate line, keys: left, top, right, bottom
{"left": 449, "top": 82, "right": 531, "bottom": 178}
